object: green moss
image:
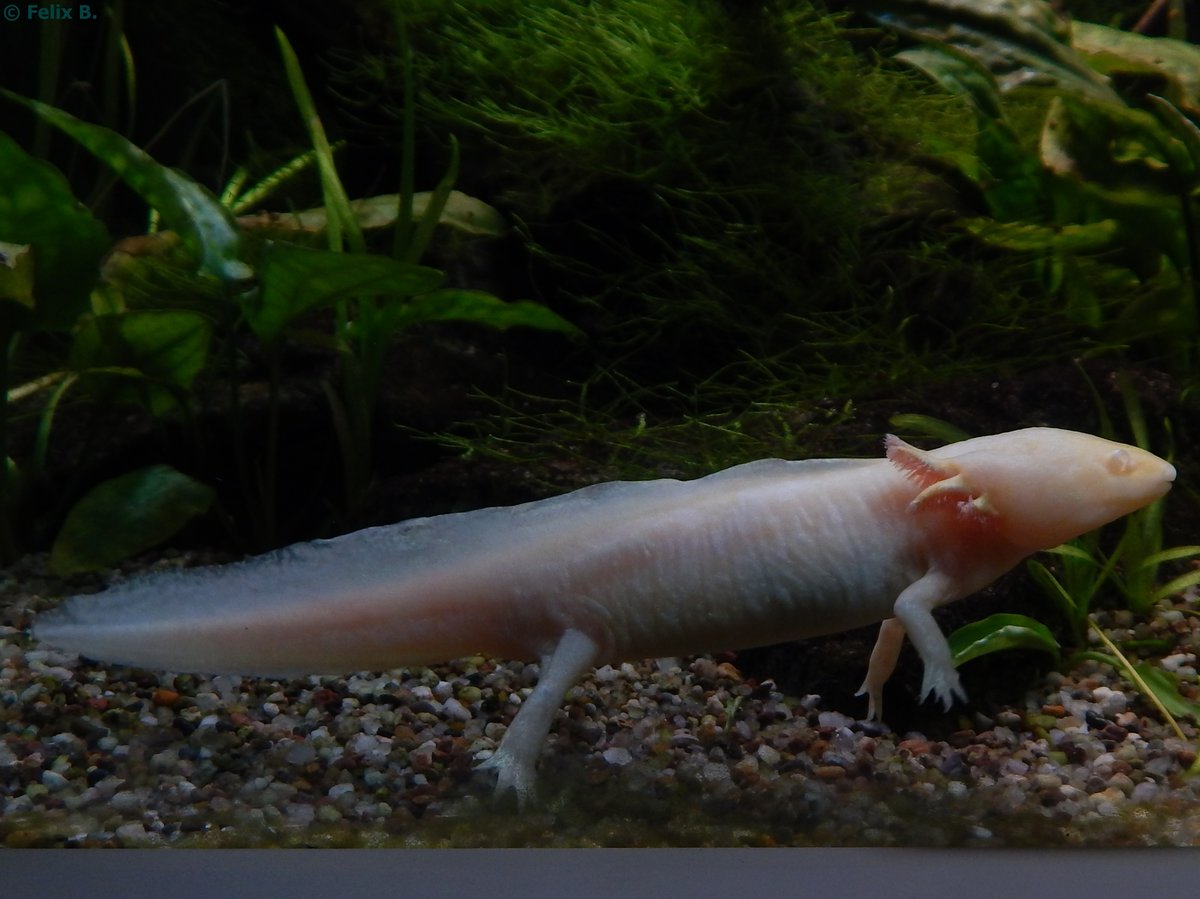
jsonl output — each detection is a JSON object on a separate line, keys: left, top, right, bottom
{"left": 368, "top": 3, "right": 1024, "bottom": 375}
{"left": 436, "top": 385, "right": 862, "bottom": 487}
{"left": 342, "top": 1, "right": 1098, "bottom": 471}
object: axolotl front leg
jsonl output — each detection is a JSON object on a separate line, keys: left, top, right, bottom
{"left": 476, "top": 628, "right": 600, "bottom": 804}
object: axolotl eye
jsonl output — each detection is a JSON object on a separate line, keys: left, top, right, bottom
{"left": 1104, "top": 448, "right": 1133, "bottom": 476}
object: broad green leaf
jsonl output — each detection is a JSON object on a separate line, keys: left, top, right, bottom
{"left": 70, "top": 310, "right": 212, "bottom": 415}
{"left": 1, "top": 89, "right": 251, "bottom": 287}
{"left": 0, "top": 132, "right": 109, "bottom": 329}
{"left": 247, "top": 241, "right": 444, "bottom": 341}
{"left": 1131, "top": 663, "right": 1200, "bottom": 722}
{"left": 1071, "top": 21, "right": 1200, "bottom": 115}
{"left": 388, "top": 288, "right": 581, "bottom": 335}
{"left": 961, "top": 217, "right": 1119, "bottom": 253}
{"left": 50, "top": 465, "right": 215, "bottom": 574}
{"left": 897, "top": 45, "right": 1006, "bottom": 120}
{"left": 949, "top": 612, "right": 1061, "bottom": 667}
{"left": 1145, "top": 95, "right": 1200, "bottom": 184}
{"left": 0, "top": 241, "right": 34, "bottom": 309}
{"left": 236, "top": 190, "right": 508, "bottom": 239}
{"left": 856, "top": 0, "right": 1119, "bottom": 103}
{"left": 1041, "top": 96, "right": 1193, "bottom": 195}
{"left": 895, "top": 44, "right": 1046, "bottom": 218}
{"left": 425, "top": 189, "right": 508, "bottom": 237}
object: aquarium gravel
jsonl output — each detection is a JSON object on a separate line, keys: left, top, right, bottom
{"left": 2, "top": 552, "right": 1200, "bottom": 848}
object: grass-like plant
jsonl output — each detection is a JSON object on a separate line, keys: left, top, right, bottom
{"left": 273, "top": 25, "right": 578, "bottom": 526}
{"left": 343, "top": 0, "right": 1049, "bottom": 394}
{"left": 0, "top": 23, "right": 577, "bottom": 565}
{"left": 0, "top": 133, "right": 112, "bottom": 563}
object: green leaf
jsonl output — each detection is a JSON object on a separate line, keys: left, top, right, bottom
{"left": 70, "top": 310, "right": 212, "bottom": 415}
{"left": 949, "top": 612, "right": 1061, "bottom": 667}
{"left": 1041, "top": 95, "right": 1194, "bottom": 196}
{"left": 0, "top": 132, "right": 109, "bottom": 330}
{"left": 49, "top": 465, "right": 215, "bottom": 574}
{"left": 1139, "top": 545, "right": 1200, "bottom": 567}
{"left": 403, "top": 136, "right": 460, "bottom": 264}
{"left": 1131, "top": 663, "right": 1200, "bottom": 722}
{"left": 858, "top": 0, "right": 1119, "bottom": 103}
{"left": 1040, "top": 542, "right": 1101, "bottom": 564}
{"left": 246, "top": 242, "right": 444, "bottom": 341}
{"left": 1024, "top": 558, "right": 1083, "bottom": 624}
{"left": 896, "top": 42, "right": 1049, "bottom": 219}
{"left": 961, "top": 217, "right": 1120, "bottom": 253}
{"left": 1, "top": 89, "right": 251, "bottom": 287}
{"left": 1150, "top": 567, "right": 1200, "bottom": 605}
{"left": 276, "top": 27, "right": 363, "bottom": 255}
{"left": 388, "top": 288, "right": 581, "bottom": 335}
{"left": 237, "top": 190, "right": 509, "bottom": 239}
{"left": 1145, "top": 95, "right": 1200, "bottom": 184}
{"left": 886, "top": 413, "right": 971, "bottom": 444}
{"left": 0, "top": 242, "right": 35, "bottom": 309}
{"left": 897, "top": 44, "right": 1006, "bottom": 120}
{"left": 1071, "top": 21, "right": 1200, "bottom": 115}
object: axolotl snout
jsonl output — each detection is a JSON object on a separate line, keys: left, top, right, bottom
{"left": 33, "top": 427, "right": 1175, "bottom": 800}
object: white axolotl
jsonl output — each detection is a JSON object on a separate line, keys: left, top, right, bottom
{"left": 33, "top": 427, "right": 1175, "bottom": 801}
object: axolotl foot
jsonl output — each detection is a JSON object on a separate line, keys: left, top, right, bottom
{"left": 856, "top": 617, "right": 968, "bottom": 720}
{"left": 856, "top": 664, "right": 967, "bottom": 721}
{"left": 473, "top": 629, "right": 598, "bottom": 809}
{"left": 476, "top": 748, "right": 538, "bottom": 808}
{"left": 920, "top": 663, "right": 968, "bottom": 711}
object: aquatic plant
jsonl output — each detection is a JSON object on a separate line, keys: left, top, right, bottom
{"left": 856, "top": 0, "right": 1200, "bottom": 371}
{"left": 273, "top": 26, "right": 579, "bottom": 527}
{"left": 0, "top": 134, "right": 110, "bottom": 562}
{"left": 341, "top": 0, "right": 1048, "bottom": 394}
{"left": 0, "top": 25, "right": 577, "bottom": 564}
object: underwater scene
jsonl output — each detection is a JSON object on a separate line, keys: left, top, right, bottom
{"left": 2, "top": 0, "right": 1200, "bottom": 848}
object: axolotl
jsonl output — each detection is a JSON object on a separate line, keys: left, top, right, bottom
{"left": 33, "top": 427, "right": 1175, "bottom": 800}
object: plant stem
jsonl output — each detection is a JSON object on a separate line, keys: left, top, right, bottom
{"left": 1089, "top": 619, "right": 1187, "bottom": 742}
{"left": 0, "top": 326, "right": 16, "bottom": 556}
{"left": 0, "top": 325, "right": 16, "bottom": 562}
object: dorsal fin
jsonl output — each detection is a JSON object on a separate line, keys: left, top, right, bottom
{"left": 885, "top": 434, "right": 959, "bottom": 488}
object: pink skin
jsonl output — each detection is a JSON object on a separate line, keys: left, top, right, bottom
{"left": 33, "top": 428, "right": 1176, "bottom": 802}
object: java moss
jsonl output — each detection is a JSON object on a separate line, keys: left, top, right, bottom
{"left": 322, "top": 0, "right": 1137, "bottom": 480}
{"left": 336, "top": 0, "right": 1074, "bottom": 395}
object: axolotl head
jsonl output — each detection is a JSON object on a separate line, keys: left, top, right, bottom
{"left": 888, "top": 427, "right": 1176, "bottom": 551}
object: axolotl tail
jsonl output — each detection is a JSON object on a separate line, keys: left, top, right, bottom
{"left": 32, "top": 510, "right": 539, "bottom": 676}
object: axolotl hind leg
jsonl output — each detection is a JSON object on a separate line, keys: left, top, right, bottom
{"left": 856, "top": 617, "right": 906, "bottom": 721}
{"left": 476, "top": 628, "right": 599, "bottom": 806}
